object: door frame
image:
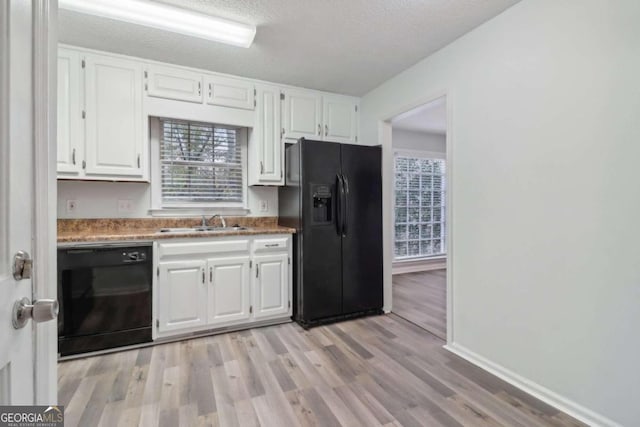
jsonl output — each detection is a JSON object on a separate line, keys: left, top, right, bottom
{"left": 33, "top": 0, "right": 58, "bottom": 404}
{"left": 377, "top": 90, "right": 454, "bottom": 345}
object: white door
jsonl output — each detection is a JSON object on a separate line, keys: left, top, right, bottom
{"left": 145, "top": 64, "right": 203, "bottom": 103}
{"left": 205, "top": 75, "right": 255, "bottom": 110}
{"left": 84, "top": 54, "right": 143, "bottom": 178}
{"left": 56, "top": 48, "right": 82, "bottom": 176}
{"left": 207, "top": 257, "right": 251, "bottom": 326}
{"left": 253, "top": 84, "right": 283, "bottom": 184}
{"left": 158, "top": 261, "right": 208, "bottom": 334}
{"left": 253, "top": 254, "right": 290, "bottom": 320}
{"left": 323, "top": 95, "right": 358, "bottom": 144}
{"left": 0, "top": 0, "right": 58, "bottom": 405}
{"left": 283, "top": 89, "right": 322, "bottom": 141}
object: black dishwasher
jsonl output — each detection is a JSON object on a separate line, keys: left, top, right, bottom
{"left": 58, "top": 243, "right": 153, "bottom": 356}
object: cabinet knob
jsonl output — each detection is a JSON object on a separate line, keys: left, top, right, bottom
{"left": 325, "top": 124, "right": 328, "bottom": 137}
{"left": 317, "top": 124, "right": 321, "bottom": 136}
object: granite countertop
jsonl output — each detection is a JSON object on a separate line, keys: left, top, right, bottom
{"left": 57, "top": 217, "right": 295, "bottom": 244}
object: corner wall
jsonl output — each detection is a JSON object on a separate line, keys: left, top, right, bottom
{"left": 360, "top": 0, "right": 640, "bottom": 425}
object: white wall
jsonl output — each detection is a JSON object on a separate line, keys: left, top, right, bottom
{"left": 392, "top": 128, "right": 446, "bottom": 155}
{"left": 57, "top": 181, "right": 278, "bottom": 218}
{"left": 360, "top": 0, "right": 639, "bottom": 425}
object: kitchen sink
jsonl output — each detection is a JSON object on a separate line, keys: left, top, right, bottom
{"left": 157, "top": 226, "right": 249, "bottom": 233}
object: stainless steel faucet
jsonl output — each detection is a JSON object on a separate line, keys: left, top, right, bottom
{"left": 201, "top": 214, "right": 226, "bottom": 228}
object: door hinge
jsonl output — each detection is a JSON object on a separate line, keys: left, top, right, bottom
{"left": 254, "top": 88, "right": 257, "bottom": 96}
{"left": 157, "top": 267, "right": 160, "bottom": 276}
{"left": 288, "top": 257, "right": 291, "bottom": 265}
{"left": 81, "top": 59, "right": 85, "bottom": 68}
{"left": 249, "top": 305, "right": 253, "bottom": 314}
{"left": 144, "top": 70, "right": 148, "bottom": 78}
{"left": 145, "top": 83, "right": 148, "bottom": 91}
{"left": 254, "top": 99, "right": 256, "bottom": 108}
{"left": 288, "top": 300, "right": 291, "bottom": 309}
{"left": 156, "top": 319, "right": 159, "bottom": 328}
{"left": 82, "top": 160, "right": 86, "bottom": 169}
{"left": 280, "top": 93, "right": 285, "bottom": 100}
{"left": 281, "top": 170, "right": 283, "bottom": 179}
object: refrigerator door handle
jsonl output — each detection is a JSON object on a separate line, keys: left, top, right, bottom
{"left": 342, "top": 175, "right": 349, "bottom": 236}
{"left": 335, "top": 174, "right": 344, "bottom": 235}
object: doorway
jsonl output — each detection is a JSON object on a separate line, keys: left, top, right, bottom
{"left": 387, "top": 96, "right": 449, "bottom": 340}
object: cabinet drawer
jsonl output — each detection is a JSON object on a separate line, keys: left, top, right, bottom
{"left": 159, "top": 239, "right": 250, "bottom": 258}
{"left": 253, "top": 237, "right": 289, "bottom": 252}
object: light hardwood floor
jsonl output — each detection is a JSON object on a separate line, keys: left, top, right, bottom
{"left": 393, "top": 269, "right": 447, "bottom": 339}
{"left": 58, "top": 314, "right": 586, "bottom": 427}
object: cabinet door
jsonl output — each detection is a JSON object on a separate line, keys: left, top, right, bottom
{"left": 283, "top": 89, "right": 322, "bottom": 141}
{"left": 145, "top": 64, "right": 203, "bottom": 103}
{"left": 57, "top": 48, "right": 82, "bottom": 176}
{"left": 323, "top": 95, "right": 358, "bottom": 144}
{"left": 251, "top": 84, "right": 283, "bottom": 184}
{"left": 158, "top": 260, "right": 208, "bottom": 334}
{"left": 253, "top": 253, "right": 289, "bottom": 320}
{"left": 207, "top": 256, "right": 251, "bottom": 326}
{"left": 84, "top": 54, "right": 143, "bottom": 178}
{"left": 206, "top": 76, "right": 255, "bottom": 110}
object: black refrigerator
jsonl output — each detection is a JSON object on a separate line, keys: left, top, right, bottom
{"left": 279, "top": 138, "right": 383, "bottom": 328}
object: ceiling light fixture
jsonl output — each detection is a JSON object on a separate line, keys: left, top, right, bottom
{"left": 59, "top": 0, "right": 256, "bottom": 48}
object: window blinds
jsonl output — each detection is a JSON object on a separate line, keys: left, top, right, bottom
{"left": 160, "top": 119, "right": 243, "bottom": 203}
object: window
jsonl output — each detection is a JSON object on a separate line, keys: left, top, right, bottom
{"left": 158, "top": 118, "right": 245, "bottom": 206}
{"left": 394, "top": 154, "right": 446, "bottom": 259}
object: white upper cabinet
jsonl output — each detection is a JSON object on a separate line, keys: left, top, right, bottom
{"left": 145, "top": 65, "right": 203, "bottom": 103}
{"left": 250, "top": 84, "right": 283, "bottom": 185}
{"left": 157, "top": 260, "right": 208, "bottom": 334}
{"left": 84, "top": 54, "right": 144, "bottom": 178}
{"left": 57, "top": 48, "right": 82, "bottom": 176}
{"left": 207, "top": 256, "right": 251, "bottom": 326}
{"left": 323, "top": 95, "right": 359, "bottom": 144}
{"left": 252, "top": 253, "right": 290, "bottom": 320}
{"left": 206, "top": 75, "right": 255, "bottom": 110}
{"left": 283, "top": 89, "right": 322, "bottom": 141}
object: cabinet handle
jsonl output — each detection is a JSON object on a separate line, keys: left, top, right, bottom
{"left": 198, "top": 81, "right": 201, "bottom": 96}
{"left": 260, "top": 161, "right": 264, "bottom": 174}
{"left": 325, "top": 124, "right": 328, "bottom": 137}
{"left": 202, "top": 269, "right": 205, "bottom": 284}
{"left": 256, "top": 265, "right": 259, "bottom": 278}
{"left": 72, "top": 148, "right": 76, "bottom": 165}
{"left": 137, "top": 154, "right": 141, "bottom": 168}
{"left": 209, "top": 267, "right": 212, "bottom": 282}
{"left": 82, "top": 160, "right": 86, "bottom": 169}
{"left": 317, "top": 124, "right": 321, "bottom": 136}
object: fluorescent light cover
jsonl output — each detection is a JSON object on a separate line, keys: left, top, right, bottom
{"left": 59, "top": 0, "right": 256, "bottom": 48}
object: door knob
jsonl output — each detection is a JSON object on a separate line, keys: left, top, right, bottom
{"left": 12, "top": 298, "right": 59, "bottom": 329}
{"left": 13, "top": 250, "right": 32, "bottom": 280}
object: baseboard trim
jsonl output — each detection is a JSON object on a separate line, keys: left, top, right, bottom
{"left": 443, "top": 343, "right": 620, "bottom": 427}
{"left": 392, "top": 258, "right": 446, "bottom": 275}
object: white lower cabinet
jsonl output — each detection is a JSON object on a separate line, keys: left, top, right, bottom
{"left": 155, "top": 235, "right": 291, "bottom": 339}
{"left": 208, "top": 256, "right": 251, "bottom": 326}
{"left": 157, "top": 260, "right": 208, "bottom": 334}
{"left": 253, "top": 253, "right": 290, "bottom": 320}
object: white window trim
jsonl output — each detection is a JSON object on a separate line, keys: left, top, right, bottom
{"left": 393, "top": 149, "right": 447, "bottom": 261}
{"left": 149, "top": 117, "right": 249, "bottom": 216}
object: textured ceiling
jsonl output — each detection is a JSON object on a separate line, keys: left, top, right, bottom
{"left": 392, "top": 96, "right": 447, "bottom": 134}
{"left": 59, "top": 0, "right": 520, "bottom": 96}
